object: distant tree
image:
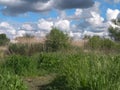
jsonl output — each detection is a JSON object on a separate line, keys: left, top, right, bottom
{"left": 45, "top": 28, "right": 70, "bottom": 51}
{"left": 109, "top": 26, "right": 120, "bottom": 42}
{"left": 87, "top": 36, "right": 115, "bottom": 51}
{"left": 0, "top": 34, "right": 10, "bottom": 46}
{"left": 109, "top": 19, "right": 120, "bottom": 42}
{"left": 87, "top": 36, "right": 102, "bottom": 50}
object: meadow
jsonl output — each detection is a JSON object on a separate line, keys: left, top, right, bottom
{"left": 0, "top": 28, "right": 120, "bottom": 90}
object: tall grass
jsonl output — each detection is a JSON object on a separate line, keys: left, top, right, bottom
{"left": 1, "top": 48, "right": 120, "bottom": 90}
{"left": 55, "top": 53, "right": 120, "bottom": 90}
{"left": 0, "top": 72, "right": 27, "bottom": 90}
{"left": 2, "top": 55, "right": 38, "bottom": 76}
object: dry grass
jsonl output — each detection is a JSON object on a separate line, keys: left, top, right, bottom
{"left": 15, "top": 37, "right": 46, "bottom": 44}
{"left": 71, "top": 40, "right": 88, "bottom": 47}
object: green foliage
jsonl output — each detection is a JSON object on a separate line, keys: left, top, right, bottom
{"left": 87, "top": 36, "right": 116, "bottom": 51}
{"left": 0, "top": 72, "right": 27, "bottom": 90}
{"left": 8, "top": 43, "right": 44, "bottom": 56}
{"left": 45, "top": 28, "right": 70, "bottom": 51}
{"left": 35, "top": 53, "right": 61, "bottom": 73}
{"left": 87, "top": 36, "right": 102, "bottom": 50}
{"left": 109, "top": 26, "right": 120, "bottom": 42}
{"left": 101, "top": 38, "right": 115, "bottom": 50}
{"left": 47, "top": 53, "right": 120, "bottom": 90}
{"left": 8, "top": 44, "right": 27, "bottom": 55}
{"left": 0, "top": 34, "right": 10, "bottom": 46}
{"left": 3, "top": 55, "right": 37, "bottom": 76}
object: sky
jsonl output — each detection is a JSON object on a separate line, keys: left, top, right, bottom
{"left": 0, "top": 0, "right": 120, "bottom": 40}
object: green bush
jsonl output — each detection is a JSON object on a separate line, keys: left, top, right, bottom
{"left": 34, "top": 52, "right": 61, "bottom": 73}
{"left": 45, "top": 28, "right": 70, "bottom": 52}
{"left": 8, "top": 43, "right": 44, "bottom": 56}
{"left": 0, "top": 34, "right": 10, "bottom": 46}
{"left": 109, "top": 26, "right": 120, "bottom": 42}
{"left": 87, "top": 36, "right": 102, "bottom": 50}
{"left": 86, "top": 36, "right": 117, "bottom": 52}
{"left": 0, "top": 72, "right": 27, "bottom": 90}
{"left": 101, "top": 38, "right": 115, "bottom": 50}
{"left": 3, "top": 55, "right": 37, "bottom": 76}
{"left": 8, "top": 44, "right": 27, "bottom": 55}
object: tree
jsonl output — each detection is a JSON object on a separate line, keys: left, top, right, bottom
{"left": 109, "top": 19, "right": 120, "bottom": 42}
{"left": 0, "top": 34, "right": 10, "bottom": 46}
{"left": 45, "top": 28, "right": 70, "bottom": 51}
{"left": 87, "top": 36, "right": 102, "bottom": 50}
{"left": 109, "top": 26, "right": 120, "bottom": 42}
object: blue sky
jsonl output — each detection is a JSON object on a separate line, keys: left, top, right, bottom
{"left": 0, "top": 0, "right": 120, "bottom": 39}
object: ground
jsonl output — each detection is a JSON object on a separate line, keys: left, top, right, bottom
{"left": 24, "top": 74, "right": 56, "bottom": 90}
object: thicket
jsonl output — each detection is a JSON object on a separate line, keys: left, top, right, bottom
{"left": 8, "top": 43, "right": 44, "bottom": 56}
{"left": 0, "top": 34, "right": 10, "bottom": 46}
{"left": 86, "top": 36, "right": 120, "bottom": 52}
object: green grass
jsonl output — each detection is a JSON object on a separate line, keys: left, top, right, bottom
{"left": 43, "top": 52, "right": 120, "bottom": 90}
{"left": 0, "top": 49, "right": 120, "bottom": 90}
{"left": 0, "top": 72, "right": 27, "bottom": 90}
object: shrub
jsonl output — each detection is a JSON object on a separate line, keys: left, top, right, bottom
{"left": 86, "top": 36, "right": 116, "bottom": 52}
{"left": 87, "top": 36, "right": 103, "bottom": 50}
{"left": 101, "top": 38, "right": 115, "bottom": 50}
{"left": 0, "top": 34, "right": 10, "bottom": 46}
{"left": 3, "top": 55, "right": 37, "bottom": 76}
{"left": 8, "top": 43, "right": 44, "bottom": 56}
{"left": 34, "top": 52, "right": 61, "bottom": 73}
{"left": 45, "top": 28, "right": 70, "bottom": 52}
{"left": 0, "top": 72, "right": 27, "bottom": 90}
{"left": 8, "top": 43, "right": 27, "bottom": 55}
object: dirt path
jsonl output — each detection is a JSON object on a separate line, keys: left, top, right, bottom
{"left": 24, "top": 74, "right": 55, "bottom": 90}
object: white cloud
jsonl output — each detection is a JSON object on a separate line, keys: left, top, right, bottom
{"left": 0, "top": 22, "right": 16, "bottom": 39}
{"left": 22, "top": 23, "right": 33, "bottom": 31}
{"left": 75, "top": 9, "right": 83, "bottom": 16}
{"left": 106, "top": 8, "right": 120, "bottom": 21}
{"left": 86, "top": 11, "right": 104, "bottom": 26}
{"left": 38, "top": 19, "right": 53, "bottom": 31}
{"left": 16, "top": 30, "right": 26, "bottom": 37}
{"left": 54, "top": 19, "right": 70, "bottom": 31}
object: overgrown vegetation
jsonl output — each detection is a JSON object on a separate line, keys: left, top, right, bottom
{"left": 0, "top": 72, "right": 27, "bottom": 90}
{"left": 0, "top": 27, "right": 120, "bottom": 90}
{"left": 86, "top": 36, "right": 117, "bottom": 52}
{"left": 0, "top": 34, "right": 10, "bottom": 46}
{"left": 8, "top": 43, "right": 44, "bottom": 56}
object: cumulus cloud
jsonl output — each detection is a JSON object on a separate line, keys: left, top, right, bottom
{"left": 0, "top": 0, "right": 94, "bottom": 16}
{"left": 106, "top": 8, "right": 120, "bottom": 21}
{"left": 54, "top": 19, "right": 70, "bottom": 31}
{"left": 0, "top": 22, "right": 16, "bottom": 39}
{"left": 0, "top": 0, "right": 53, "bottom": 16}
{"left": 38, "top": 19, "right": 53, "bottom": 31}
{"left": 0, "top": 1, "right": 115, "bottom": 40}
{"left": 22, "top": 23, "right": 33, "bottom": 31}
{"left": 86, "top": 11, "right": 104, "bottom": 26}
